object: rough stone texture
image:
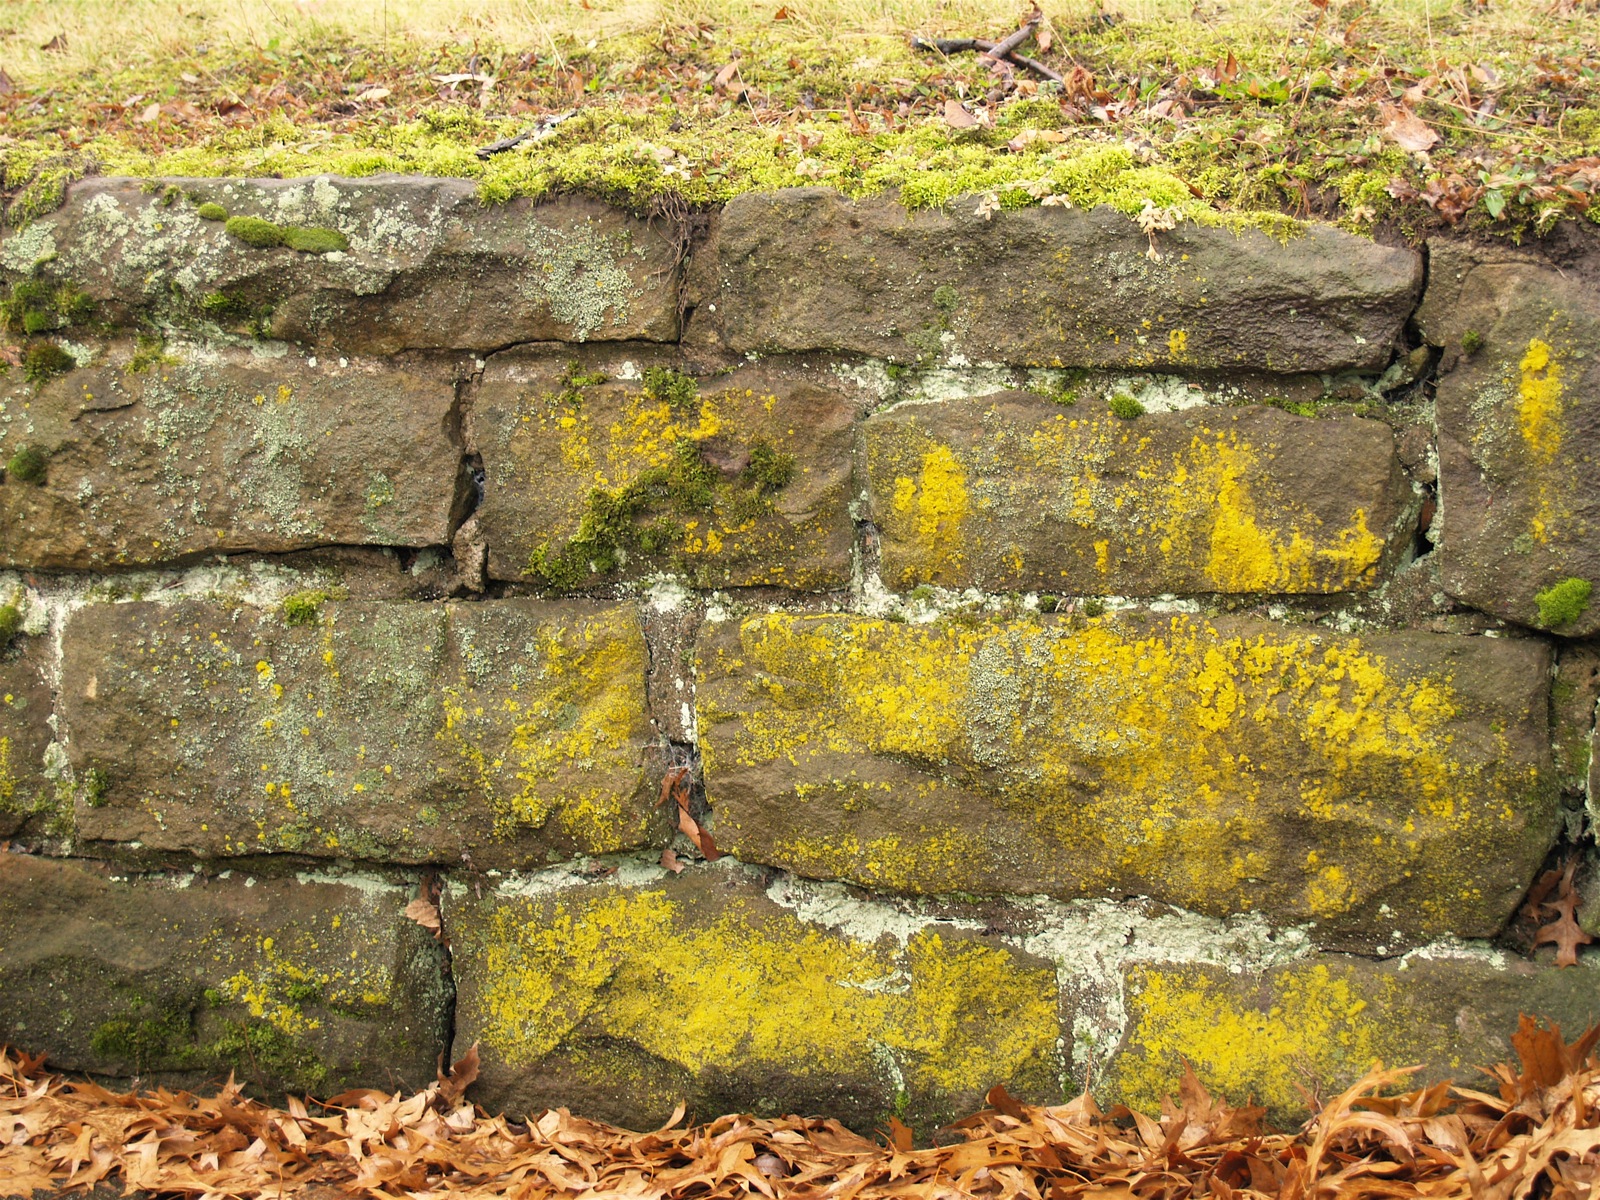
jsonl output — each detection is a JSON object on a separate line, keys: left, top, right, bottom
{"left": 61, "top": 598, "right": 659, "bottom": 866}
{"left": 697, "top": 611, "right": 1556, "bottom": 944}
{"left": 0, "top": 340, "right": 461, "bottom": 570}
{"left": 469, "top": 348, "right": 861, "bottom": 589}
{"left": 714, "top": 190, "right": 1422, "bottom": 372}
{"left": 864, "top": 394, "right": 1410, "bottom": 595}
{"left": 449, "top": 861, "right": 1064, "bottom": 1131}
{"left": 0, "top": 635, "right": 58, "bottom": 839}
{"left": 1, "top": 176, "right": 679, "bottom": 352}
{"left": 1110, "top": 953, "right": 1600, "bottom": 1126}
{"left": 1551, "top": 642, "right": 1599, "bottom": 810}
{"left": 0, "top": 854, "right": 450, "bottom": 1095}
{"left": 1416, "top": 241, "right": 1600, "bottom": 635}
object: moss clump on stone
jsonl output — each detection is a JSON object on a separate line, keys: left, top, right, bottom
{"left": 746, "top": 441, "right": 797, "bottom": 491}
{"left": 126, "top": 334, "right": 175, "bottom": 373}
{"left": 207, "top": 1019, "right": 330, "bottom": 1093}
{"left": 282, "top": 225, "right": 350, "bottom": 253}
{"left": 6, "top": 444, "right": 47, "bottom": 483}
{"left": 195, "top": 201, "right": 228, "bottom": 220}
{"left": 22, "top": 342, "right": 74, "bottom": 385}
{"left": 1, "top": 279, "right": 93, "bottom": 337}
{"left": 91, "top": 1006, "right": 196, "bottom": 1070}
{"left": 1461, "top": 330, "right": 1484, "bottom": 355}
{"left": 200, "top": 290, "right": 251, "bottom": 320}
{"left": 282, "top": 590, "right": 330, "bottom": 627}
{"left": 0, "top": 603, "right": 22, "bottom": 650}
{"left": 82, "top": 767, "right": 110, "bottom": 807}
{"left": 1109, "top": 393, "right": 1146, "bottom": 420}
{"left": 641, "top": 366, "right": 698, "bottom": 411}
{"left": 223, "top": 214, "right": 348, "bottom": 254}
{"left": 1536, "top": 577, "right": 1592, "bottom": 629}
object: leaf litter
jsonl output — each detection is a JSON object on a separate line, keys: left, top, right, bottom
{"left": 3, "top": 1016, "right": 1598, "bottom": 1199}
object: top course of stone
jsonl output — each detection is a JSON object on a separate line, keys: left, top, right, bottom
{"left": 0, "top": 0, "right": 1596, "bottom": 237}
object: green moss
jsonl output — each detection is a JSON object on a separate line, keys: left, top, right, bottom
{"left": 22, "top": 343, "right": 74, "bottom": 385}
{"left": 127, "top": 333, "right": 175, "bottom": 373}
{"left": 556, "top": 361, "right": 609, "bottom": 406}
{"left": 641, "top": 366, "right": 698, "bottom": 411}
{"left": 1461, "top": 330, "right": 1484, "bottom": 355}
{"left": 1, "top": 278, "right": 92, "bottom": 337}
{"left": 82, "top": 767, "right": 110, "bottom": 808}
{"left": 5, "top": 444, "right": 47, "bottom": 483}
{"left": 932, "top": 284, "right": 960, "bottom": 312}
{"left": 282, "top": 590, "right": 330, "bottom": 627}
{"left": 1108, "top": 393, "right": 1146, "bottom": 420}
{"left": 200, "top": 290, "right": 251, "bottom": 320}
{"left": 1082, "top": 598, "right": 1107, "bottom": 617}
{"left": 224, "top": 214, "right": 286, "bottom": 247}
{"left": 1536, "top": 577, "right": 1592, "bottom": 629}
{"left": 746, "top": 441, "right": 796, "bottom": 490}
{"left": 282, "top": 225, "right": 350, "bottom": 254}
{"left": 0, "top": 603, "right": 21, "bottom": 650}
{"left": 91, "top": 1007, "right": 196, "bottom": 1069}
{"left": 195, "top": 201, "right": 228, "bottom": 220}
{"left": 1264, "top": 395, "right": 1318, "bottom": 417}
{"left": 207, "top": 1019, "right": 329, "bottom": 1092}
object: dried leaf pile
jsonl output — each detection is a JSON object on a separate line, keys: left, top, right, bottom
{"left": 4, "top": 1017, "right": 1598, "bottom": 1200}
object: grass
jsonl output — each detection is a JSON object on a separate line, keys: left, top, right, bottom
{"left": 0, "top": 0, "right": 1596, "bottom": 234}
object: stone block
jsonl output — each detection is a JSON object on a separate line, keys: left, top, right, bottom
{"left": 60, "top": 597, "right": 658, "bottom": 866}
{"left": 1, "top": 176, "right": 679, "bottom": 352}
{"left": 0, "top": 634, "right": 59, "bottom": 839}
{"left": 1110, "top": 952, "right": 1600, "bottom": 1125}
{"left": 1416, "top": 242, "right": 1600, "bottom": 635}
{"left": 0, "top": 854, "right": 450, "bottom": 1095}
{"left": 715, "top": 189, "right": 1421, "bottom": 372}
{"left": 864, "top": 394, "right": 1410, "bottom": 595}
{"left": 0, "top": 340, "right": 461, "bottom": 570}
{"left": 469, "top": 349, "right": 860, "bottom": 589}
{"left": 696, "top": 611, "right": 1555, "bottom": 943}
{"left": 448, "top": 861, "right": 1063, "bottom": 1131}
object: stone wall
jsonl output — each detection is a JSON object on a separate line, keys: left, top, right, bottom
{"left": 2, "top": 176, "right": 1597, "bottom": 1132}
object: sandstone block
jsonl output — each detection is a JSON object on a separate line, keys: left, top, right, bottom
{"left": 448, "top": 862, "right": 1063, "bottom": 1131}
{"left": 0, "top": 854, "right": 450, "bottom": 1095}
{"left": 864, "top": 395, "right": 1410, "bottom": 595}
{"left": 1, "top": 176, "right": 678, "bottom": 352}
{"left": 1416, "top": 242, "right": 1600, "bottom": 635}
{"left": 0, "top": 340, "right": 461, "bottom": 570}
{"left": 0, "top": 635, "right": 59, "bottom": 839}
{"left": 470, "top": 349, "right": 860, "bottom": 589}
{"left": 697, "top": 612, "right": 1555, "bottom": 943}
{"left": 61, "top": 598, "right": 657, "bottom": 865}
{"left": 715, "top": 190, "right": 1421, "bottom": 372}
{"left": 1111, "top": 953, "right": 1600, "bottom": 1125}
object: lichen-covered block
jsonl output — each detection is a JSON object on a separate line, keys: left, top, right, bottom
{"left": 0, "top": 340, "right": 460, "bottom": 570}
{"left": 60, "top": 597, "right": 658, "bottom": 865}
{"left": 0, "top": 634, "right": 60, "bottom": 839}
{"left": 1, "top": 176, "right": 678, "bottom": 352}
{"left": 714, "top": 189, "right": 1421, "bottom": 372}
{"left": 864, "top": 394, "right": 1410, "bottom": 594}
{"left": 469, "top": 349, "right": 860, "bottom": 589}
{"left": 1110, "top": 953, "right": 1600, "bottom": 1125}
{"left": 449, "top": 861, "right": 1063, "bottom": 1130}
{"left": 1416, "top": 242, "right": 1600, "bottom": 636}
{"left": 697, "top": 612, "right": 1555, "bottom": 943}
{"left": 0, "top": 854, "right": 450, "bottom": 1095}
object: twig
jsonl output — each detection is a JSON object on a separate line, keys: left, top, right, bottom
{"left": 474, "top": 109, "right": 576, "bottom": 159}
{"left": 911, "top": 34, "right": 1066, "bottom": 84}
{"left": 980, "top": 17, "right": 1041, "bottom": 76}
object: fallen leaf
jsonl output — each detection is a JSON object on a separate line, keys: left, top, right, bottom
{"left": 404, "top": 896, "right": 442, "bottom": 938}
{"left": 137, "top": 103, "right": 161, "bottom": 124}
{"left": 1381, "top": 103, "right": 1440, "bottom": 152}
{"left": 41, "top": 33, "right": 66, "bottom": 51}
{"left": 436, "top": 1042, "right": 480, "bottom": 1105}
{"left": 660, "top": 847, "right": 686, "bottom": 873}
{"left": 773, "top": 5, "right": 791, "bottom": 16}
{"left": 886, "top": 1116, "right": 914, "bottom": 1151}
{"left": 354, "top": 86, "right": 390, "bottom": 102}
{"left": 943, "top": 97, "right": 978, "bottom": 128}
{"left": 714, "top": 61, "right": 741, "bottom": 88}
{"left": 1006, "top": 127, "right": 1066, "bottom": 152}
{"left": 1533, "top": 861, "right": 1594, "bottom": 967}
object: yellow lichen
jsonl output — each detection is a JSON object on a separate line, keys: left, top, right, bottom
{"left": 698, "top": 612, "right": 1534, "bottom": 931}
{"left": 888, "top": 444, "right": 970, "bottom": 584}
{"left": 1115, "top": 964, "right": 1396, "bottom": 1115}
{"left": 1517, "top": 338, "right": 1564, "bottom": 544}
{"left": 469, "top": 882, "right": 1059, "bottom": 1099}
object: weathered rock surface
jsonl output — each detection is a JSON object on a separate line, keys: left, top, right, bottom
{"left": 865, "top": 395, "right": 1410, "bottom": 595}
{"left": 0, "top": 854, "right": 450, "bottom": 1094}
{"left": 0, "top": 341, "right": 461, "bottom": 570}
{"left": 1417, "top": 242, "right": 1600, "bottom": 635}
{"left": 1111, "top": 953, "right": 1600, "bottom": 1125}
{"left": 61, "top": 598, "right": 659, "bottom": 865}
{"left": 714, "top": 190, "right": 1421, "bottom": 372}
{"left": 1551, "top": 642, "right": 1599, "bottom": 808}
{"left": 0, "top": 634, "right": 58, "bottom": 839}
{"left": 1, "top": 176, "right": 679, "bottom": 352}
{"left": 697, "top": 612, "right": 1555, "bottom": 943}
{"left": 469, "top": 349, "right": 861, "bottom": 589}
{"left": 448, "top": 861, "right": 1063, "bottom": 1130}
